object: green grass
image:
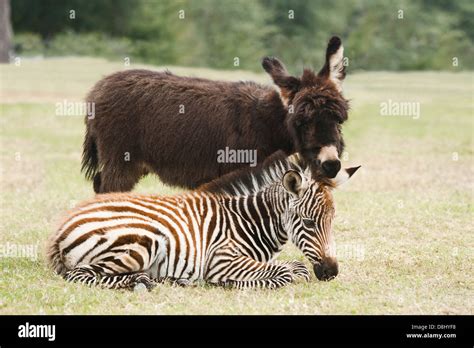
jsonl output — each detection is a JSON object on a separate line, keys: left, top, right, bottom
{"left": 0, "top": 58, "right": 473, "bottom": 314}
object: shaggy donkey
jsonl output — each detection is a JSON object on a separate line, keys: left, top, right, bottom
{"left": 82, "top": 36, "right": 348, "bottom": 193}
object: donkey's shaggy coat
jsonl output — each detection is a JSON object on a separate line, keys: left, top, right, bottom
{"left": 82, "top": 37, "right": 348, "bottom": 193}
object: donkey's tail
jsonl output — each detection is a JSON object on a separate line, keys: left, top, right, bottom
{"left": 81, "top": 128, "right": 101, "bottom": 193}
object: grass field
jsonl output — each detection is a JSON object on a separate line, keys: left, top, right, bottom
{"left": 0, "top": 58, "right": 473, "bottom": 314}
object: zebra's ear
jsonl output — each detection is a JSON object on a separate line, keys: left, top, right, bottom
{"left": 317, "top": 36, "right": 346, "bottom": 92}
{"left": 283, "top": 170, "right": 308, "bottom": 198}
{"left": 330, "top": 166, "right": 360, "bottom": 188}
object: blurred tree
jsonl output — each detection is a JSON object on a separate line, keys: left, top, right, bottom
{"left": 126, "top": 0, "right": 188, "bottom": 64}
{"left": 9, "top": 0, "right": 474, "bottom": 71}
{"left": 261, "top": 0, "right": 356, "bottom": 72}
{"left": 346, "top": 0, "right": 474, "bottom": 70}
{"left": 423, "top": 0, "right": 474, "bottom": 40}
{"left": 0, "top": 0, "right": 13, "bottom": 62}
{"left": 185, "top": 0, "right": 271, "bottom": 70}
{"left": 12, "top": 0, "right": 132, "bottom": 39}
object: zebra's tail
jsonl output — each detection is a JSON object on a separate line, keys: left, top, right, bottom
{"left": 46, "top": 236, "right": 68, "bottom": 276}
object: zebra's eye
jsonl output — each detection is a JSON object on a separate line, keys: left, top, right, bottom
{"left": 302, "top": 219, "right": 316, "bottom": 229}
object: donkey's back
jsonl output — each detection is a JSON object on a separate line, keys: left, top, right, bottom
{"left": 82, "top": 69, "right": 288, "bottom": 193}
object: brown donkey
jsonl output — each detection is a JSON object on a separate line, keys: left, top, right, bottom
{"left": 82, "top": 36, "right": 349, "bottom": 193}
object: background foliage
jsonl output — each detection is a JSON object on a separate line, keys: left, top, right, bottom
{"left": 11, "top": 0, "right": 474, "bottom": 71}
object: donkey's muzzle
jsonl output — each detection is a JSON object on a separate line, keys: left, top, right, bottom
{"left": 321, "top": 160, "right": 341, "bottom": 178}
{"left": 314, "top": 257, "right": 339, "bottom": 281}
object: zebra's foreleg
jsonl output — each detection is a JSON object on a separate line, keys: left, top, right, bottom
{"left": 211, "top": 255, "right": 294, "bottom": 290}
{"left": 63, "top": 265, "right": 156, "bottom": 291}
{"left": 151, "top": 276, "right": 196, "bottom": 287}
{"left": 271, "top": 260, "right": 311, "bottom": 282}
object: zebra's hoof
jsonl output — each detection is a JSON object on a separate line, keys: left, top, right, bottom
{"left": 218, "top": 280, "right": 233, "bottom": 289}
{"left": 286, "top": 261, "right": 311, "bottom": 282}
{"left": 131, "top": 273, "right": 156, "bottom": 291}
{"left": 133, "top": 283, "right": 147, "bottom": 292}
{"left": 174, "top": 279, "right": 193, "bottom": 287}
{"left": 292, "top": 267, "right": 311, "bottom": 281}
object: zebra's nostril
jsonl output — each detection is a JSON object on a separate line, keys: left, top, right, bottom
{"left": 313, "top": 263, "right": 326, "bottom": 281}
{"left": 313, "top": 259, "right": 338, "bottom": 281}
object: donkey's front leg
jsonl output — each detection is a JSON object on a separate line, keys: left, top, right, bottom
{"left": 208, "top": 255, "right": 294, "bottom": 289}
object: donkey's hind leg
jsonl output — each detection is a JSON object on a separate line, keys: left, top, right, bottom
{"left": 98, "top": 161, "right": 145, "bottom": 193}
{"left": 63, "top": 264, "right": 155, "bottom": 291}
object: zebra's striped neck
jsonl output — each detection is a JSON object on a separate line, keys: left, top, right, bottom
{"left": 260, "top": 183, "right": 293, "bottom": 248}
{"left": 198, "top": 152, "right": 310, "bottom": 261}
{"left": 200, "top": 151, "right": 307, "bottom": 196}
{"left": 215, "top": 181, "right": 293, "bottom": 261}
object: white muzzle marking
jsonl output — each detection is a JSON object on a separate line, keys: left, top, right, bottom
{"left": 317, "top": 145, "right": 339, "bottom": 163}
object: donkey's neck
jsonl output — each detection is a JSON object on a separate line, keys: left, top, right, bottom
{"left": 257, "top": 89, "right": 294, "bottom": 154}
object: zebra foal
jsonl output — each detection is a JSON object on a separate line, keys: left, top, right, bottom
{"left": 47, "top": 154, "right": 359, "bottom": 290}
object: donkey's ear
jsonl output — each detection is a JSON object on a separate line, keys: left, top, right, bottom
{"left": 330, "top": 166, "right": 360, "bottom": 188}
{"left": 282, "top": 170, "right": 308, "bottom": 198}
{"left": 318, "top": 36, "right": 346, "bottom": 92}
{"left": 262, "top": 56, "right": 301, "bottom": 94}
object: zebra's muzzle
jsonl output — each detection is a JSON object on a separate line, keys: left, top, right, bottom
{"left": 313, "top": 257, "right": 339, "bottom": 281}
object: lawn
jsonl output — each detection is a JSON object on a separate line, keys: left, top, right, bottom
{"left": 0, "top": 57, "right": 472, "bottom": 314}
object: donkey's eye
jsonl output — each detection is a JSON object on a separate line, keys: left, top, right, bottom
{"left": 302, "top": 219, "right": 316, "bottom": 229}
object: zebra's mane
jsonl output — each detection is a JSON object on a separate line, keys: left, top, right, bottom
{"left": 198, "top": 151, "right": 308, "bottom": 196}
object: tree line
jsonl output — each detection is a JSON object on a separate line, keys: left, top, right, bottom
{"left": 9, "top": 0, "right": 474, "bottom": 71}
